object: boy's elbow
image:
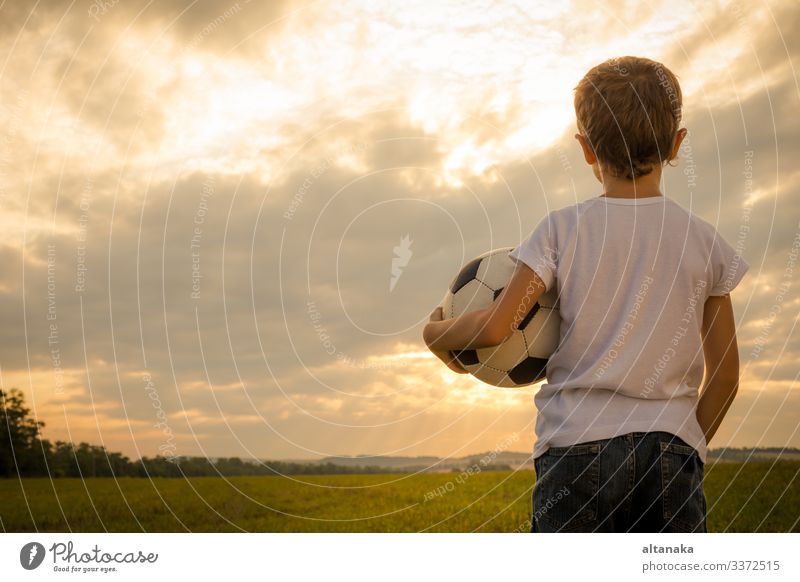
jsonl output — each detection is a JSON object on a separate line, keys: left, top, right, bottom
{"left": 477, "top": 332, "right": 504, "bottom": 349}
{"left": 718, "top": 366, "right": 741, "bottom": 388}
{"left": 724, "top": 380, "right": 739, "bottom": 405}
{"left": 713, "top": 370, "right": 740, "bottom": 395}
{"left": 477, "top": 314, "right": 512, "bottom": 348}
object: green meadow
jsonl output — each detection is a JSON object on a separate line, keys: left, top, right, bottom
{"left": 1, "top": 462, "right": 798, "bottom": 532}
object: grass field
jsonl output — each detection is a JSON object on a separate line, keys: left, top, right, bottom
{"left": 1, "top": 462, "right": 798, "bottom": 532}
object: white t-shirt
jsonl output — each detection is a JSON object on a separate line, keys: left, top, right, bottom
{"left": 509, "top": 195, "right": 749, "bottom": 463}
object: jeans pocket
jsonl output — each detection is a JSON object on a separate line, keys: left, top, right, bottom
{"left": 533, "top": 443, "right": 601, "bottom": 531}
{"left": 660, "top": 439, "right": 706, "bottom": 532}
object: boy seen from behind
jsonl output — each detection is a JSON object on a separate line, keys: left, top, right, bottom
{"left": 423, "top": 56, "right": 748, "bottom": 532}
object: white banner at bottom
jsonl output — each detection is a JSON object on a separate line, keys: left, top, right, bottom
{"left": 0, "top": 533, "right": 796, "bottom": 581}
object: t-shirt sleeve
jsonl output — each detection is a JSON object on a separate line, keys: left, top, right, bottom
{"left": 508, "top": 212, "right": 558, "bottom": 292}
{"left": 708, "top": 231, "right": 749, "bottom": 296}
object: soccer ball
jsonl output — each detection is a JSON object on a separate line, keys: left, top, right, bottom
{"left": 442, "top": 247, "right": 560, "bottom": 387}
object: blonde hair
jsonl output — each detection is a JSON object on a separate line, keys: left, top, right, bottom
{"left": 574, "top": 56, "right": 683, "bottom": 180}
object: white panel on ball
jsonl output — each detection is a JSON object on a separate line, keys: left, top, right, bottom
{"left": 476, "top": 330, "right": 528, "bottom": 370}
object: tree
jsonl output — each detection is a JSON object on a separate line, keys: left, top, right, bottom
{"left": 0, "top": 388, "right": 46, "bottom": 477}
{"left": 1, "top": 388, "right": 412, "bottom": 478}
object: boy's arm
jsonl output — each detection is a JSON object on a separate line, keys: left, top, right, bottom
{"left": 696, "top": 293, "right": 741, "bottom": 446}
{"left": 423, "top": 262, "right": 548, "bottom": 352}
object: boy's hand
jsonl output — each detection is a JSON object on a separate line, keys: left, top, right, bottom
{"left": 426, "top": 307, "right": 470, "bottom": 374}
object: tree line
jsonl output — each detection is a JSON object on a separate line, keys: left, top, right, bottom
{"left": 0, "top": 388, "right": 400, "bottom": 478}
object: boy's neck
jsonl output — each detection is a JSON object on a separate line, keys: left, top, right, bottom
{"left": 599, "top": 165, "right": 664, "bottom": 199}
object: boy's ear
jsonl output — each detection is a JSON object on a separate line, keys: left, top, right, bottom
{"left": 668, "top": 128, "right": 688, "bottom": 162}
{"left": 574, "top": 132, "right": 598, "bottom": 165}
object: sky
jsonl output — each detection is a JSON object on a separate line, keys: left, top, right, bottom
{"left": 0, "top": 0, "right": 798, "bottom": 462}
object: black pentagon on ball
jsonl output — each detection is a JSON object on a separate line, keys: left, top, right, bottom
{"left": 492, "top": 287, "right": 503, "bottom": 300}
{"left": 449, "top": 257, "right": 482, "bottom": 293}
{"left": 452, "top": 349, "right": 480, "bottom": 367}
{"left": 517, "top": 303, "right": 541, "bottom": 331}
{"left": 508, "top": 356, "right": 548, "bottom": 384}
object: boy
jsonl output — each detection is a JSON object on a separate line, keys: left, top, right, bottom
{"left": 423, "top": 56, "right": 748, "bottom": 532}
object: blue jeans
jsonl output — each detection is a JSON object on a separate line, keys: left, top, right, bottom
{"left": 530, "top": 431, "right": 707, "bottom": 532}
